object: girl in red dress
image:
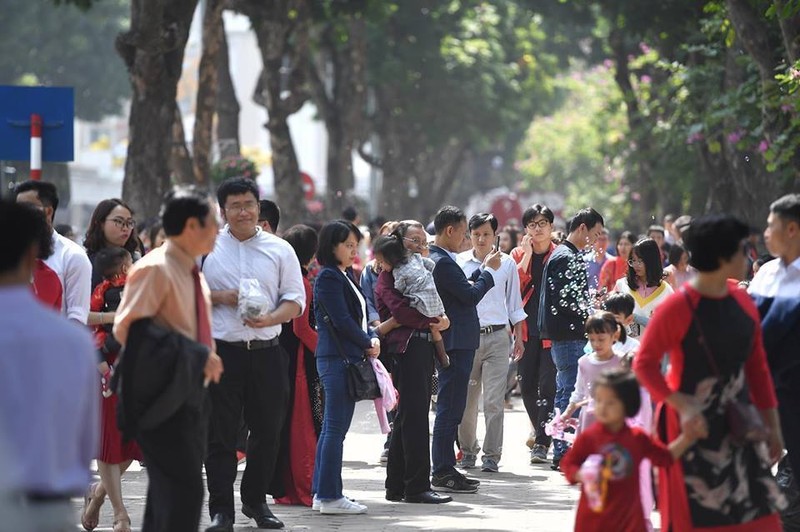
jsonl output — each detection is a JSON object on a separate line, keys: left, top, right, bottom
{"left": 561, "top": 370, "right": 701, "bottom": 531}
{"left": 83, "top": 247, "right": 141, "bottom": 532}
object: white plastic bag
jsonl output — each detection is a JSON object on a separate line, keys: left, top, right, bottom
{"left": 238, "top": 278, "right": 269, "bottom": 320}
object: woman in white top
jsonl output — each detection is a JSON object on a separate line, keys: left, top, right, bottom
{"left": 614, "top": 238, "right": 673, "bottom": 337}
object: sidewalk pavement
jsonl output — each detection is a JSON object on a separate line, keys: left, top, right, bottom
{"left": 72, "top": 396, "right": 597, "bottom": 531}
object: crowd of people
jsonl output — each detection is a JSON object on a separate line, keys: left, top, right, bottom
{"left": 0, "top": 176, "right": 798, "bottom": 532}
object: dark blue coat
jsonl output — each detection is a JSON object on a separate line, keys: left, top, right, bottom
{"left": 753, "top": 294, "right": 800, "bottom": 389}
{"left": 313, "top": 266, "right": 375, "bottom": 362}
{"left": 429, "top": 245, "right": 495, "bottom": 352}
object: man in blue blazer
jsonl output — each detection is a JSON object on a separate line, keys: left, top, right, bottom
{"left": 428, "top": 205, "right": 501, "bottom": 493}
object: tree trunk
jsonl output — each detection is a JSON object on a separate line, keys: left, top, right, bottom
{"left": 308, "top": 16, "right": 366, "bottom": 217}
{"left": 216, "top": 19, "right": 240, "bottom": 159}
{"left": 245, "top": 0, "right": 310, "bottom": 228}
{"left": 609, "top": 28, "right": 656, "bottom": 229}
{"left": 774, "top": 0, "right": 800, "bottom": 63}
{"left": 192, "top": 0, "right": 225, "bottom": 186}
{"left": 117, "top": 0, "right": 199, "bottom": 219}
{"left": 170, "top": 104, "right": 195, "bottom": 184}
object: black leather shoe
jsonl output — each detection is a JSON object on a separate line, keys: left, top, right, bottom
{"left": 242, "top": 502, "right": 284, "bottom": 529}
{"left": 206, "top": 513, "right": 234, "bottom": 532}
{"left": 385, "top": 490, "right": 404, "bottom": 502}
{"left": 404, "top": 490, "right": 453, "bottom": 504}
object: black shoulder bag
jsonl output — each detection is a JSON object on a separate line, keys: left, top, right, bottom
{"left": 317, "top": 298, "right": 381, "bottom": 402}
{"left": 681, "top": 289, "right": 769, "bottom": 445}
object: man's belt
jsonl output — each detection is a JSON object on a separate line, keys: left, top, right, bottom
{"left": 216, "top": 337, "right": 280, "bottom": 351}
{"left": 479, "top": 324, "right": 506, "bottom": 335}
{"left": 22, "top": 491, "right": 72, "bottom": 503}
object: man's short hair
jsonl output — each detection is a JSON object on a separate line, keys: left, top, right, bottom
{"left": 216, "top": 177, "right": 259, "bottom": 210}
{"left": 161, "top": 186, "right": 212, "bottom": 236}
{"left": 468, "top": 212, "right": 498, "bottom": 233}
{"left": 13, "top": 180, "right": 60, "bottom": 214}
{"left": 683, "top": 214, "right": 749, "bottom": 272}
{"left": 522, "top": 204, "right": 554, "bottom": 227}
{"left": 770, "top": 194, "right": 800, "bottom": 226}
{"left": 0, "top": 199, "right": 50, "bottom": 274}
{"left": 342, "top": 206, "right": 358, "bottom": 222}
{"left": 567, "top": 208, "right": 604, "bottom": 233}
{"left": 647, "top": 225, "right": 665, "bottom": 237}
{"left": 433, "top": 205, "right": 466, "bottom": 235}
{"left": 258, "top": 199, "right": 280, "bottom": 232}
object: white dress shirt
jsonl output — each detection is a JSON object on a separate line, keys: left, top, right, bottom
{"left": 45, "top": 231, "right": 92, "bottom": 323}
{"left": 457, "top": 251, "right": 527, "bottom": 327}
{"left": 202, "top": 226, "right": 306, "bottom": 342}
{"left": 0, "top": 286, "right": 98, "bottom": 495}
{"left": 748, "top": 256, "right": 800, "bottom": 298}
{"left": 344, "top": 269, "right": 369, "bottom": 332}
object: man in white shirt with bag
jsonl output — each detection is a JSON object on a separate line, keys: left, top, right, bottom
{"left": 201, "top": 178, "right": 305, "bottom": 532}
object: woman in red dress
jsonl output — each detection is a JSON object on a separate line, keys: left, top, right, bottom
{"left": 273, "top": 225, "right": 321, "bottom": 506}
{"left": 82, "top": 200, "right": 141, "bottom": 532}
{"left": 634, "top": 215, "right": 785, "bottom": 532}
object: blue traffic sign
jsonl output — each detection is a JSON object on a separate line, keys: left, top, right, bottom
{"left": 0, "top": 86, "right": 74, "bottom": 162}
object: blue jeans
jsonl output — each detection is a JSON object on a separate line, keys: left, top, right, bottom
{"left": 431, "top": 349, "right": 474, "bottom": 476}
{"left": 550, "top": 340, "right": 585, "bottom": 459}
{"left": 312, "top": 357, "right": 356, "bottom": 500}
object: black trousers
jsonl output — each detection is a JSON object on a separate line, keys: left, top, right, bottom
{"left": 138, "top": 403, "right": 207, "bottom": 532}
{"left": 205, "top": 341, "right": 290, "bottom": 518}
{"left": 385, "top": 337, "right": 434, "bottom": 496}
{"left": 517, "top": 336, "right": 556, "bottom": 447}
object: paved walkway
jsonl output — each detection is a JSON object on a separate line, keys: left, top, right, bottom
{"left": 73, "top": 397, "right": 596, "bottom": 531}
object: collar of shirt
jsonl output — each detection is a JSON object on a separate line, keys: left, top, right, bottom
{"left": 164, "top": 240, "right": 198, "bottom": 272}
{"left": 457, "top": 251, "right": 526, "bottom": 327}
{"left": 749, "top": 255, "right": 800, "bottom": 298}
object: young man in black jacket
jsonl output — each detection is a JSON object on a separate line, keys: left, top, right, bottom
{"left": 537, "top": 207, "right": 604, "bottom": 470}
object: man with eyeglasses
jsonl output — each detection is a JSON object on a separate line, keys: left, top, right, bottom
{"left": 511, "top": 204, "right": 558, "bottom": 464}
{"left": 201, "top": 178, "right": 306, "bottom": 531}
{"left": 538, "top": 207, "right": 604, "bottom": 471}
{"left": 14, "top": 180, "right": 92, "bottom": 324}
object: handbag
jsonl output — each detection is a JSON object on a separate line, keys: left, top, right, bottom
{"left": 681, "top": 290, "right": 769, "bottom": 445}
{"left": 317, "top": 298, "right": 381, "bottom": 402}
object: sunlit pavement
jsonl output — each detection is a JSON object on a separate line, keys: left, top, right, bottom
{"left": 72, "top": 395, "right": 655, "bottom": 531}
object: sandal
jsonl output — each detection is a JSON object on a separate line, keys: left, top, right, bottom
{"left": 80, "top": 482, "right": 105, "bottom": 531}
{"left": 113, "top": 516, "right": 132, "bottom": 532}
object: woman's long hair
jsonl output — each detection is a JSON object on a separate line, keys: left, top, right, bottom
{"left": 626, "top": 238, "right": 664, "bottom": 290}
{"left": 83, "top": 198, "right": 139, "bottom": 255}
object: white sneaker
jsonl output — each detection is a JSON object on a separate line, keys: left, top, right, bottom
{"left": 312, "top": 495, "right": 320, "bottom": 511}
{"left": 319, "top": 497, "right": 367, "bottom": 515}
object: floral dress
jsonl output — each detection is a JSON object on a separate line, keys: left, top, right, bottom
{"left": 634, "top": 283, "right": 785, "bottom": 531}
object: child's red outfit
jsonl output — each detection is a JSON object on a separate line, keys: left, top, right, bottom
{"left": 32, "top": 259, "right": 62, "bottom": 310}
{"left": 90, "top": 275, "right": 142, "bottom": 464}
{"left": 561, "top": 422, "right": 673, "bottom": 532}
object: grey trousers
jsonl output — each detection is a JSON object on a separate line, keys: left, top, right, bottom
{"left": 457, "top": 329, "right": 510, "bottom": 463}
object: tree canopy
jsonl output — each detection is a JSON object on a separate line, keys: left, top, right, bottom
{"left": 0, "top": 0, "right": 130, "bottom": 121}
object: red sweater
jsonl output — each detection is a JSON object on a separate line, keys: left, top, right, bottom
{"left": 561, "top": 423, "right": 673, "bottom": 532}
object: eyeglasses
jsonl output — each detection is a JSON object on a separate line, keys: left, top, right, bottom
{"left": 107, "top": 217, "right": 136, "bottom": 229}
{"left": 627, "top": 259, "right": 645, "bottom": 267}
{"left": 225, "top": 201, "right": 258, "bottom": 214}
{"left": 403, "top": 237, "right": 428, "bottom": 248}
{"left": 526, "top": 220, "right": 550, "bottom": 229}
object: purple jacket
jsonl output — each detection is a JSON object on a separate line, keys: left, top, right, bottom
{"left": 374, "top": 270, "right": 437, "bottom": 354}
